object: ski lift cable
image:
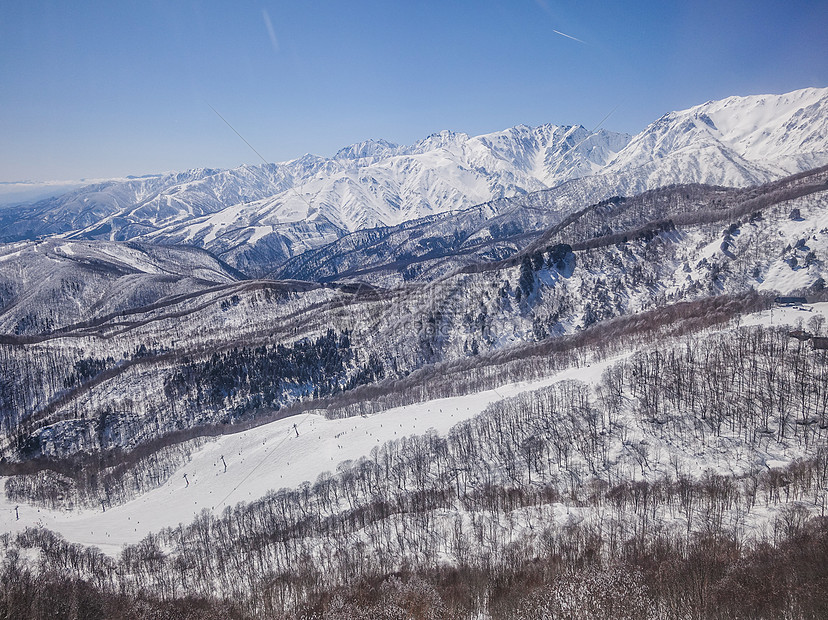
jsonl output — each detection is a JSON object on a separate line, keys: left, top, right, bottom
{"left": 211, "top": 410, "right": 316, "bottom": 510}
{"left": 545, "top": 106, "right": 618, "bottom": 180}
{"left": 207, "top": 103, "right": 323, "bottom": 214}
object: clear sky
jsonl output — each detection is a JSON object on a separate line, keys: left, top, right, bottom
{"left": 1, "top": 0, "right": 826, "bottom": 182}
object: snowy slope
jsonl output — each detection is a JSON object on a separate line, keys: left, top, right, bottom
{"left": 605, "top": 86, "right": 828, "bottom": 192}
{"left": 3, "top": 87, "right": 826, "bottom": 277}
{"left": 0, "top": 239, "right": 240, "bottom": 334}
{"left": 114, "top": 125, "right": 631, "bottom": 273}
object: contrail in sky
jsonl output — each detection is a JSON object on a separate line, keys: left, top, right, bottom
{"left": 262, "top": 8, "right": 279, "bottom": 53}
{"left": 534, "top": 0, "right": 586, "bottom": 44}
{"left": 552, "top": 29, "right": 585, "bottom": 44}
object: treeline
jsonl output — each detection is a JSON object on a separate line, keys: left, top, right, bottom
{"left": 537, "top": 165, "right": 828, "bottom": 255}
{"left": 5, "top": 522, "right": 828, "bottom": 620}
{"left": 0, "top": 279, "right": 338, "bottom": 458}
{"left": 0, "top": 326, "right": 383, "bottom": 462}
{"left": 323, "top": 291, "right": 769, "bottom": 420}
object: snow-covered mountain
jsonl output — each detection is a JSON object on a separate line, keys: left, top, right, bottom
{"left": 3, "top": 87, "right": 828, "bottom": 619}
{"left": 1, "top": 87, "right": 827, "bottom": 278}
{"left": 0, "top": 239, "right": 241, "bottom": 335}
{"left": 274, "top": 86, "right": 828, "bottom": 285}
{"left": 604, "top": 86, "right": 828, "bottom": 191}
{"left": 0, "top": 125, "right": 629, "bottom": 267}
{"left": 0, "top": 125, "right": 629, "bottom": 274}
{"left": 4, "top": 165, "right": 826, "bottom": 462}
{"left": 2, "top": 161, "right": 828, "bottom": 619}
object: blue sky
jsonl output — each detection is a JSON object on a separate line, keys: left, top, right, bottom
{"left": 1, "top": 0, "right": 826, "bottom": 181}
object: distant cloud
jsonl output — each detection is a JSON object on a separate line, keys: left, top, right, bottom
{"left": 262, "top": 8, "right": 279, "bottom": 53}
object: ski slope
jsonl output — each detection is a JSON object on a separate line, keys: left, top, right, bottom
{"left": 0, "top": 358, "right": 619, "bottom": 555}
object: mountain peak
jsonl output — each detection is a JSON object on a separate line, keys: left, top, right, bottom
{"left": 605, "top": 86, "right": 828, "bottom": 186}
{"left": 334, "top": 138, "right": 401, "bottom": 161}
{"left": 409, "top": 129, "right": 469, "bottom": 154}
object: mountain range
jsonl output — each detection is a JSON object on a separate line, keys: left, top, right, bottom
{"left": 3, "top": 86, "right": 828, "bottom": 618}
{"left": 2, "top": 86, "right": 826, "bottom": 276}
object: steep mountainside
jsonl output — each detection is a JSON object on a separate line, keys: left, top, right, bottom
{"left": 275, "top": 164, "right": 828, "bottom": 285}
{"left": 604, "top": 86, "right": 828, "bottom": 189}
